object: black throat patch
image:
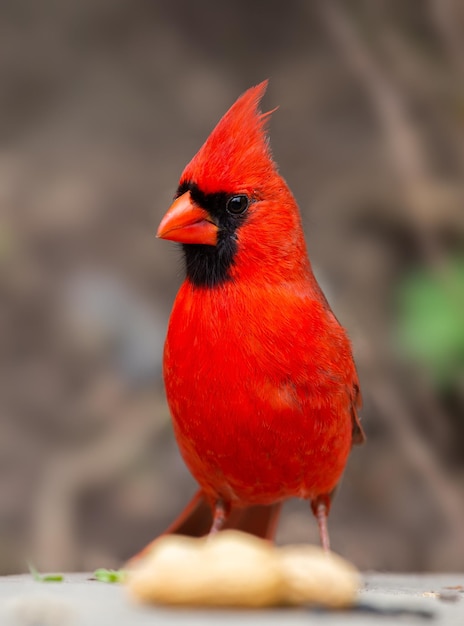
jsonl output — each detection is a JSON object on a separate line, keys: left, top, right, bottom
{"left": 176, "top": 181, "right": 248, "bottom": 288}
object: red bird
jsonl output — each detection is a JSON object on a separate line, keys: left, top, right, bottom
{"left": 139, "top": 81, "right": 364, "bottom": 559}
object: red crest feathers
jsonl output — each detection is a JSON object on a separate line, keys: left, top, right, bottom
{"left": 180, "top": 80, "right": 278, "bottom": 195}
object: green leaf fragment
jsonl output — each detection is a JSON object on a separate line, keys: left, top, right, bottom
{"left": 396, "top": 259, "right": 464, "bottom": 387}
{"left": 28, "top": 562, "right": 64, "bottom": 582}
{"left": 93, "top": 568, "right": 126, "bottom": 583}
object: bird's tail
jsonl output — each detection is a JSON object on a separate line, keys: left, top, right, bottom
{"left": 128, "top": 489, "right": 282, "bottom": 564}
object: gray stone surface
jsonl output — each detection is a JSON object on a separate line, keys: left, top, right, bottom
{"left": 0, "top": 573, "right": 463, "bottom": 625}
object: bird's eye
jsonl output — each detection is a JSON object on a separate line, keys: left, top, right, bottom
{"left": 226, "top": 195, "right": 249, "bottom": 215}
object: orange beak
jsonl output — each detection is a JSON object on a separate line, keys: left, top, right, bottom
{"left": 157, "top": 191, "right": 218, "bottom": 246}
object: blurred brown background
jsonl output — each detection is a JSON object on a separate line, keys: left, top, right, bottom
{"left": 1, "top": 0, "right": 464, "bottom": 575}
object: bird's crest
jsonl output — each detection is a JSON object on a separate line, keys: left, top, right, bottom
{"left": 180, "top": 81, "right": 278, "bottom": 195}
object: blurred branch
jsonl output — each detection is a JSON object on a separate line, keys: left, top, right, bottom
{"left": 370, "top": 377, "right": 464, "bottom": 543}
{"left": 367, "top": 2, "right": 464, "bottom": 197}
{"left": 428, "top": 0, "right": 464, "bottom": 74}
{"left": 316, "top": 0, "right": 446, "bottom": 269}
{"left": 33, "top": 387, "right": 169, "bottom": 570}
{"left": 426, "top": 0, "right": 464, "bottom": 179}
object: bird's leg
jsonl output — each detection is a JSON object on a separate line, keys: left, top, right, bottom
{"left": 209, "top": 499, "right": 230, "bottom": 536}
{"left": 310, "top": 495, "right": 331, "bottom": 552}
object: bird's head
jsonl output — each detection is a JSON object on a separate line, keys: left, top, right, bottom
{"left": 157, "top": 81, "right": 310, "bottom": 288}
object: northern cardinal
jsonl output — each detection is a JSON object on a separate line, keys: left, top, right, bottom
{"left": 136, "top": 81, "right": 364, "bottom": 560}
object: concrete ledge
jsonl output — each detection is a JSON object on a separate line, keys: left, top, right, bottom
{"left": 1, "top": 573, "right": 463, "bottom": 625}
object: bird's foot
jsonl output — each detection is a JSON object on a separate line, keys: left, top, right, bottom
{"left": 208, "top": 499, "right": 230, "bottom": 536}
